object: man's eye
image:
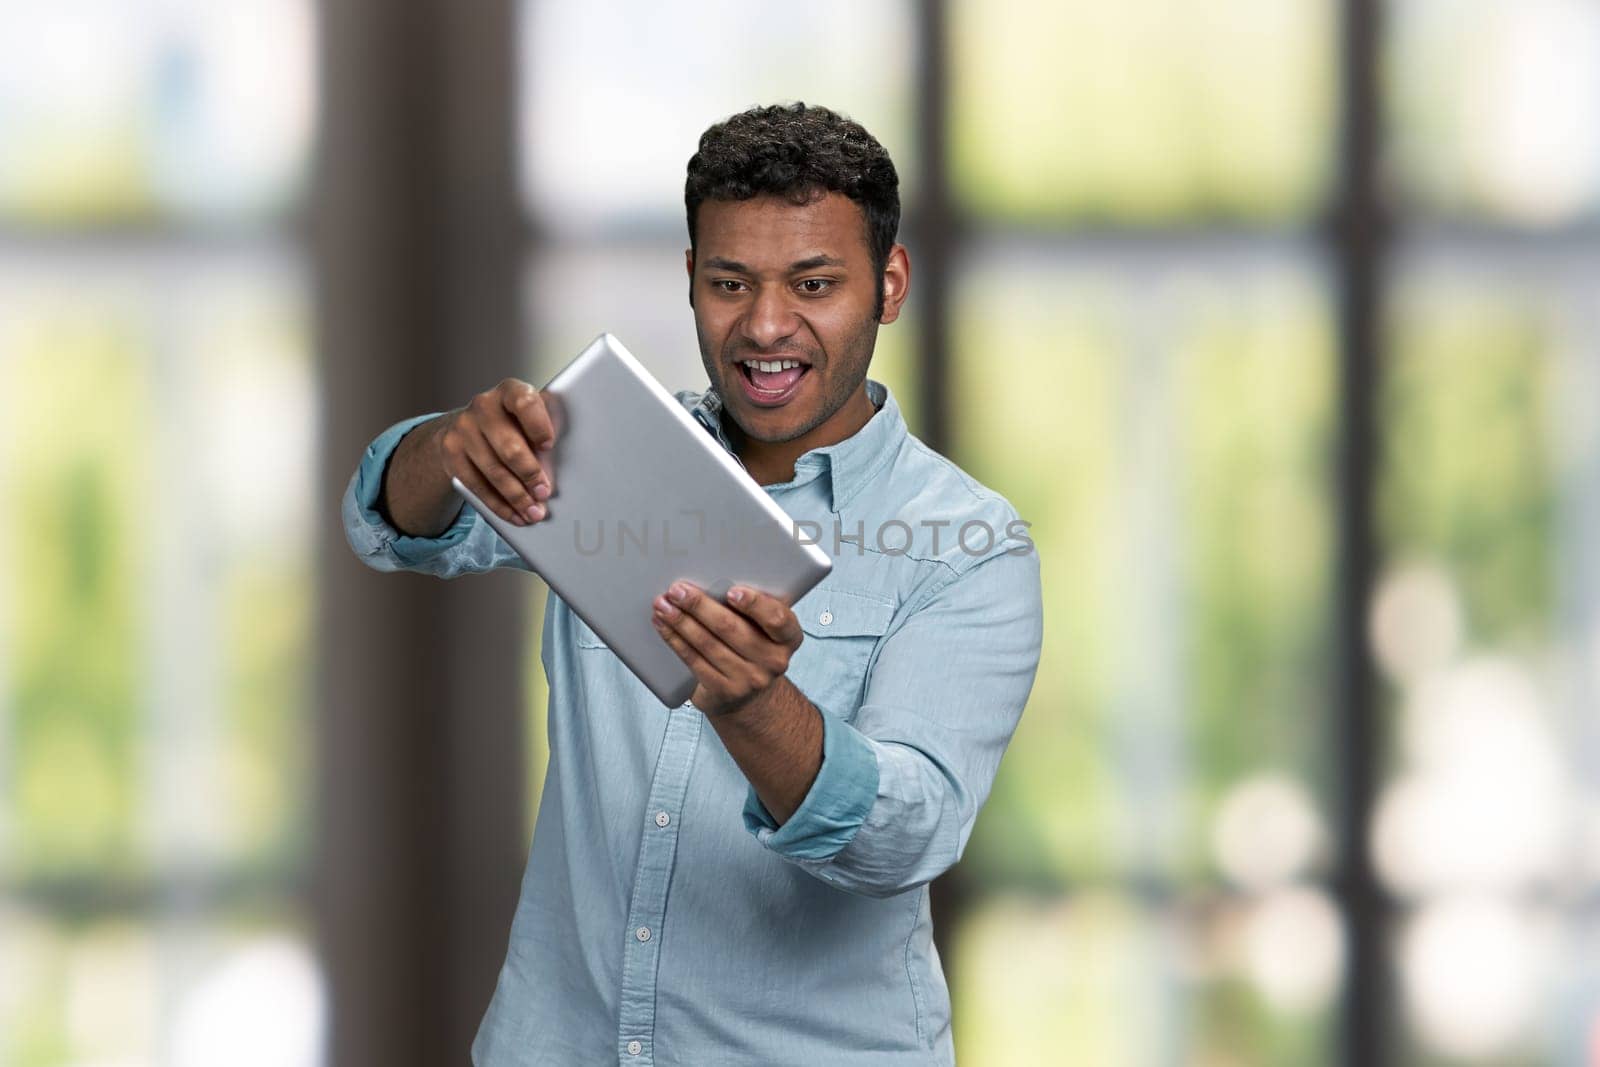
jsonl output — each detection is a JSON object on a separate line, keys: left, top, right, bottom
{"left": 798, "top": 278, "right": 832, "bottom": 294}
{"left": 714, "top": 279, "right": 746, "bottom": 293}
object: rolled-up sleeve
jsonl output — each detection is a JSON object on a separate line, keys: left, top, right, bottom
{"left": 741, "top": 702, "right": 881, "bottom": 860}
{"left": 744, "top": 545, "right": 1044, "bottom": 898}
{"left": 342, "top": 413, "right": 528, "bottom": 578}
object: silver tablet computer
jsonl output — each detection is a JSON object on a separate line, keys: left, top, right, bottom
{"left": 452, "top": 333, "right": 833, "bottom": 707}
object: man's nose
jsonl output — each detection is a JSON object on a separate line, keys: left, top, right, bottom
{"left": 740, "top": 286, "right": 798, "bottom": 349}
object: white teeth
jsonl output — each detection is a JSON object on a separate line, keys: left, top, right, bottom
{"left": 742, "top": 359, "right": 804, "bottom": 372}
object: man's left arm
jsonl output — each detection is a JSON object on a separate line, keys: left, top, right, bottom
{"left": 654, "top": 546, "right": 1043, "bottom": 899}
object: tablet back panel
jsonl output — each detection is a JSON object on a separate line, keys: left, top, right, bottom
{"left": 453, "top": 333, "right": 832, "bottom": 707}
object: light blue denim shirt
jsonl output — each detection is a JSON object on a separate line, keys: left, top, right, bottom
{"left": 343, "top": 378, "right": 1043, "bottom": 1066}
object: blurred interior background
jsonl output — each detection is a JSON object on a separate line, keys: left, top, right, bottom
{"left": 3, "top": 0, "right": 1600, "bottom": 1064}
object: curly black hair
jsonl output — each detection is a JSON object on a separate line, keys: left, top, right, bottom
{"left": 685, "top": 103, "right": 901, "bottom": 315}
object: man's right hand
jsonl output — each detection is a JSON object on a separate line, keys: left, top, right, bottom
{"left": 380, "top": 377, "right": 558, "bottom": 537}
{"left": 436, "top": 378, "right": 559, "bottom": 527}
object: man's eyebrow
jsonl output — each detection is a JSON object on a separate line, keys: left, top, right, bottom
{"left": 700, "top": 254, "right": 847, "bottom": 274}
{"left": 790, "top": 254, "right": 846, "bottom": 271}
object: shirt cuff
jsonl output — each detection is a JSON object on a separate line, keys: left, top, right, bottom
{"left": 742, "top": 707, "right": 880, "bottom": 862}
{"left": 351, "top": 412, "right": 477, "bottom": 566}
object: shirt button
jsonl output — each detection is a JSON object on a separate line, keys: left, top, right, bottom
{"left": 627, "top": 1039, "right": 642, "bottom": 1056}
{"left": 635, "top": 925, "right": 652, "bottom": 942}
{"left": 682, "top": 699, "right": 694, "bottom": 707}
{"left": 654, "top": 811, "right": 671, "bottom": 828}
{"left": 818, "top": 610, "right": 833, "bottom": 625}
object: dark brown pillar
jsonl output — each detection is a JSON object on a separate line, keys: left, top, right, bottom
{"left": 312, "top": 0, "right": 526, "bottom": 1063}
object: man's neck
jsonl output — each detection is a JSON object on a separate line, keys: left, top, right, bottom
{"left": 728, "top": 386, "right": 879, "bottom": 487}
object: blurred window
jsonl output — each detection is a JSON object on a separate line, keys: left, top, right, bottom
{"left": 0, "top": 0, "right": 314, "bottom": 226}
{"left": 949, "top": 245, "right": 1341, "bottom": 1062}
{"left": 1378, "top": 1, "right": 1600, "bottom": 1057}
{"left": 1373, "top": 255, "right": 1600, "bottom": 1063}
{"left": 1387, "top": 0, "right": 1600, "bottom": 226}
{"left": 949, "top": 0, "right": 1335, "bottom": 224}
{"left": 948, "top": 0, "right": 1600, "bottom": 1064}
{"left": 0, "top": 2, "right": 322, "bottom": 1063}
{"left": 519, "top": 1, "right": 916, "bottom": 236}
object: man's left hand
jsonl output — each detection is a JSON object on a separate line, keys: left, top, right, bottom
{"left": 651, "top": 581, "right": 803, "bottom": 715}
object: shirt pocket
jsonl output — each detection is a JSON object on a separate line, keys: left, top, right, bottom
{"left": 788, "top": 588, "right": 896, "bottom": 720}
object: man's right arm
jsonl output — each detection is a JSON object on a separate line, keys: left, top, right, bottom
{"left": 376, "top": 413, "right": 471, "bottom": 538}
{"left": 342, "top": 378, "right": 559, "bottom": 579}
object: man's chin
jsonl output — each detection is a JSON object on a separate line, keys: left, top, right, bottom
{"left": 727, "top": 410, "right": 807, "bottom": 445}
{"left": 724, "top": 396, "right": 829, "bottom": 445}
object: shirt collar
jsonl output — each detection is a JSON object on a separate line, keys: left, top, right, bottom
{"left": 689, "top": 378, "right": 905, "bottom": 513}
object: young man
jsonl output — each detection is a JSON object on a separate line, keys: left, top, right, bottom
{"left": 344, "top": 103, "right": 1043, "bottom": 1066}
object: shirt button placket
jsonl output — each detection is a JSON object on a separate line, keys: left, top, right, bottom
{"left": 616, "top": 707, "right": 702, "bottom": 1066}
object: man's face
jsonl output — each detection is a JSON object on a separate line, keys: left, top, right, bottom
{"left": 687, "top": 192, "right": 906, "bottom": 445}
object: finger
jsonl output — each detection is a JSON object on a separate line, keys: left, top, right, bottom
{"left": 669, "top": 583, "right": 768, "bottom": 659}
{"left": 464, "top": 426, "right": 545, "bottom": 523}
{"left": 726, "top": 586, "right": 802, "bottom": 646}
{"left": 657, "top": 593, "right": 756, "bottom": 683}
{"left": 439, "top": 419, "right": 529, "bottom": 525}
{"left": 484, "top": 418, "right": 551, "bottom": 498}
{"left": 653, "top": 612, "right": 728, "bottom": 687}
{"left": 453, "top": 465, "right": 526, "bottom": 526}
{"left": 500, "top": 381, "right": 557, "bottom": 453}
{"left": 497, "top": 383, "right": 557, "bottom": 494}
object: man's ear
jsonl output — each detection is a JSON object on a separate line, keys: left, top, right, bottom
{"left": 685, "top": 248, "right": 695, "bottom": 309}
{"left": 878, "top": 244, "right": 911, "bottom": 325}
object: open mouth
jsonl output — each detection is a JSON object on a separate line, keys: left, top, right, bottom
{"left": 735, "top": 358, "right": 811, "bottom": 406}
